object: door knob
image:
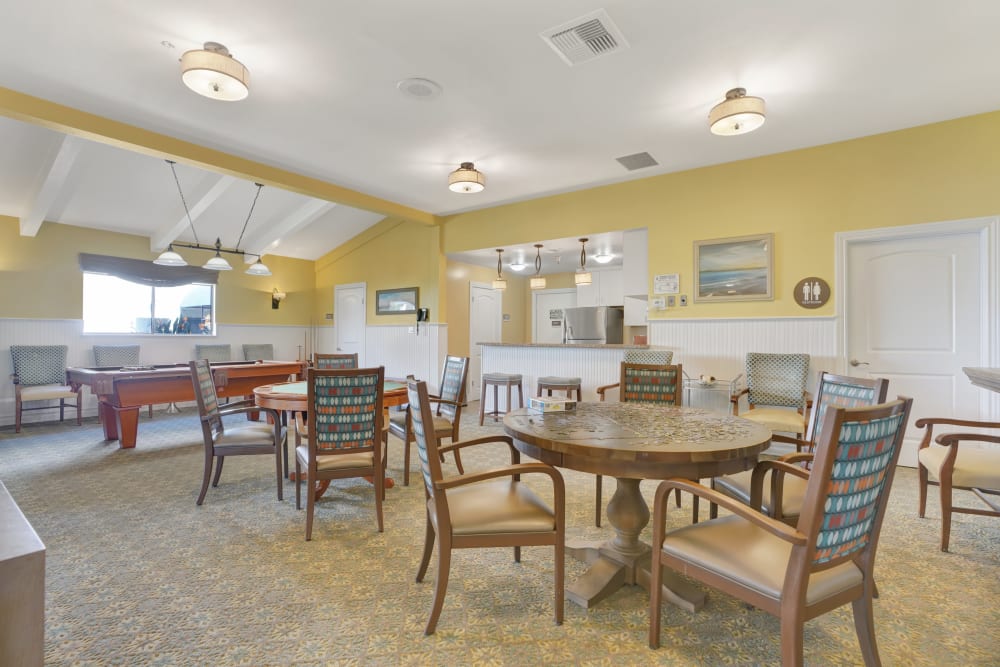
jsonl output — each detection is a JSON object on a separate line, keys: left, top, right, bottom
{"left": 849, "top": 359, "right": 870, "bottom": 367}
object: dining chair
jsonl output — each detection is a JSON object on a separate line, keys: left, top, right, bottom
{"left": 10, "top": 345, "right": 81, "bottom": 433}
{"left": 731, "top": 352, "right": 811, "bottom": 441}
{"left": 242, "top": 343, "right": 274, "bottom": 361}
{"left": 188, "top": 359, "right": 284, "bottom": 505}
{"left": 593, "top": 361, "right": 682, "bottom": 527}
{"left": 914, "top": 417, "right": 1000, "bottom": 551}
{"left": 295, "top": 366, "right": 386, "bottom": 539}
{"left": 711, "top": 372, "right": 889, "bottom": 524}
{"left": 595, "top": 349, "right": 673, "bottom": 402}
{"left": 406, "top": 377, "right": 565, "bottom": 635}
{"left": 649, "top": 397, "right": 913, "bottom": 666}
{"left": 93, "top": 344, "right": 154, "bottom": 418}
{"left": 313, "top": 352, "right": 358, "bottom": 369}
{"left": 382, "top": 355, "right": 469, "bottom": 485}
{"left": 194, "top": 344, "right": 232, "bottom": 362}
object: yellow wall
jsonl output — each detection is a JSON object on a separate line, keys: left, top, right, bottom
{"left": 445, "top": 259, "right": 529, "bottom": 356}
{"left": 0, "top": 216, "right": 314, "bottom": 323}
{"left": 440, "top": 111, "right": 1000, "bottom": 319}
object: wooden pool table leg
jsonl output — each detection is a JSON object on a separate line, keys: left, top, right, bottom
{"left": 115, "top": 407, "right": 140, "bottom": 449}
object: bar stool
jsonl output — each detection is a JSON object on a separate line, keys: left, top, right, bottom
{"left": 479, "top": 373, "right": 524, "bottom": 425}
{"left": 537, "top": 376, "right": 582, "bottom": 401}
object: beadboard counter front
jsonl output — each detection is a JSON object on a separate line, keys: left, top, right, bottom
{"left": 478, "top": 342, "right": 654, "bottom": 406}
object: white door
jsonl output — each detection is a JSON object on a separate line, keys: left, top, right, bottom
{"left": 843, "top": 219, "right": 996, "bottom": 467}
{"left": 532, "top": 288, "right": 577, "bottom": 343}
{"left": 335, "top": 283, "right": 366, "bottom": 364}
{"left": 469, "top": 282, "right": 503, "bottom": 401}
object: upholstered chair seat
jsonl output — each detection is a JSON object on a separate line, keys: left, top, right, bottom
{"left": 19, "top": 385, "right": 77, "bottom": 401}
{"left": 732, "top": 352, "right": 811, "bottom": 440}
{"left": 739, "top": 407, "right": 809, "bottom": 434}
{"left": 436, "top": 480, "right": 557, "bottom": 535}
{"left": 296, "top": 446, "right": 374, "bottom": 471}
{"left": 214, "top": 422, "right": 281, "bottom": 447}
{"left": 918, "top": 445, "right": 1000, "bottom": 488}
{"left": 11, "top": 344, "right": 80, "bottom": 433}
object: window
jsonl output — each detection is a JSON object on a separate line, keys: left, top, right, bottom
{"left": 82, "top": 273, "right": 215, "bottom": 335}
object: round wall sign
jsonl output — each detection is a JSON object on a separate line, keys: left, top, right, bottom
{"left": 794, "top": 277, "right": 830, "bottom": 309}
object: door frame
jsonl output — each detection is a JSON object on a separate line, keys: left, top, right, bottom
{"left": 469, "top": 281, "right": 503, "bottom": 400}
{"left": 334, "top": 281, "right": 367, "bottom": 364}
{"left": 531, "top": 288, "right": 577, "bottom": 343}
{"left": 836, "top": 216, "right": 999, "bottom": 413}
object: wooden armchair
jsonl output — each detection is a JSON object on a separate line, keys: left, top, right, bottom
{"left": 10, "top": 345, "right": 80, "bottom": 433}
{"left": 595, "top": 349, "right": 673, "bottom": 402}
{"left": 731, "top": 352, "right": 811, "bottom": 441}
{"left": 313, "top": 352, "right": 358, "bottom": 369}
{"left": 406, "top": 378, "right": 564, "bottom": 635}
{"left": 242, "top": 343, "right": 274, "bottom": 361}
{"left": 650, "top": 398, "right": 913, "bottom": 666}
{"left": 914, "top": 417, "right": 1000, "bottom": 551}
{"left": 94, "top": 344, "right": 153, "bottom": 418}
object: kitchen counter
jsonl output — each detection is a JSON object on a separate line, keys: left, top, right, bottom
{"left": 478, "top": 342, "right": 650, "bottom": 350}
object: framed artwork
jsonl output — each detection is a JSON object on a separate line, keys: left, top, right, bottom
{"left": 375, "top": 286, "right": 419, "bottom": 315}
{"left": 693, "top": 233, "right": 773, "bottom": 302}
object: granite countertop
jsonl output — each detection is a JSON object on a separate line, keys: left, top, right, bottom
{"left": 477, "top": 342, "right": 652, "bottom": 349}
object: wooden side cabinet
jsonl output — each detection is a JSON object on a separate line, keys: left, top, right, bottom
{"left": 0, "top": 482, "right": 44, "bottom": 667}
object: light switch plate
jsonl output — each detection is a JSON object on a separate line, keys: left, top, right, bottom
{"left": 667, "top": 295, "right": 676, "bottom": 307}
{"left": 651, "top": 297, "right": 666, "bottom": 309}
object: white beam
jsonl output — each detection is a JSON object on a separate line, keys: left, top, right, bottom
{"left": 241, "top": 198, "right": 335, "bottom": 261}
{"left": 150, "top": 175, "right": 237, "bottom": 251}
{"left": 19, "top": 135, "right": 83, "bottom": 236}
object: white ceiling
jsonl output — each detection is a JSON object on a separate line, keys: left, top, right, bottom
{"left": 1, "top": 2, "right": 999, "bottom": 266}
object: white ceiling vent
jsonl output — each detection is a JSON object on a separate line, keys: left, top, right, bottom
{"left": 540, "top": 9, "right": 630, "bottom": 66}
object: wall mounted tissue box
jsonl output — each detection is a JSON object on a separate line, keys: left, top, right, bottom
{"left": 527, "top": 396, "right": 577, "bottom": 413}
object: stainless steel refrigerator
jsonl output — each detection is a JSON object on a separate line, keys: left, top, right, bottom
{"left": 562, "top": 306, "right": 624, "bottom": 344}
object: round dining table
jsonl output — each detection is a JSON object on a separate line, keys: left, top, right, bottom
{"left": 503, "top": 401, "right": 771, "bottom": 611}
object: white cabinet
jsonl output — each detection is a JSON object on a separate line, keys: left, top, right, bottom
{"left": 577, "top": 268, "right": 623, "bottom": 306}
{"left": 622, "top": 228, "right": 649, "bottom": 297}
{"left": 624, "top": 296, "right": 647, "bottom": 325}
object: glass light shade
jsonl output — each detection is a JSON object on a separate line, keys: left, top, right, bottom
{"left": 575, "top": 270, "right": 592, "bottom": 286}
{"left": 709, "top": 88, "right": 765, "bottom": 136}
{"left": 492, "top": 278, "right": 507, "bottom": 290}
{"left": 245, "top": 259, "right": 271, "bottom": 276}
{"left": 448, "top": 162, "right": 486, "bottom": 193}
{"left": 593, "top": 253, "right": 614, "bottom": 264}
{"left": 530, "top": 276, "right": 547, "bottom": 290}
{"left": 508, "top": 262, "right": 527, "bottom": 272}
{"left": 153, "top": 247, "right": 187, "bottom": 267}
{"left": 203, "top": 254, "right": 233, "bottom": 271}
{"left": 181, "top": 44, "right": 250, "bottom": 101}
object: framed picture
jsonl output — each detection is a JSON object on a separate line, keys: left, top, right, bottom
{"left": 375, "top": 286, "right": 419, "bottom": 315}
{"left": 693, "top": 233, "right": 773, "bottom": 302}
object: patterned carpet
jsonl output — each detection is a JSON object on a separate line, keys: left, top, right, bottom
{"left": 1, "top": 406, "right": 998, "bottom": 666}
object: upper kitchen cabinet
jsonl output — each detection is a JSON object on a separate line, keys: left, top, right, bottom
{"left": 576, "top": 268, "right": 623, "bottom": 306}
{"left": 622, "top": 228, "right": 649, "bottom": 298}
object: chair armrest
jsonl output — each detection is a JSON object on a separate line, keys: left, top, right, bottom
{"left": 730, "top": 387, "right": 750, "bottom": 414}
{"left": 653, "top": 478, "right": 806, "bottom": 545}
{"left": 936, "top": 432, "right": 1000, "bottom": 447}
{"left": 438, "top": 435, "right": 519, "bottom": 462}
{"left": 217, "top": 403, "right": 280, "bottom": 425}
{"left": 595, "top": 383, "right": 619, "bottom": 401}
{"left": 218, "top": 398, "right": 256, "bottom": 412}
{"left": 428, "top": 397, "right": 464, "bottom": 409}
{"left": 914, "top": 417, "right": 1000, "bottom": 452}
{"left": 749, "top": 460, "right": 811, "bottom": 515}
{"left": 777, "top": 452, "right": 814, "bottom": 465}
{"left": 10, "top": 373, "right": 19, "bottom": 385}
{"left": 771, "top": 433, "right": 812, "bottom": 452}
{"left": 436, "top": 462, "right": 564, "bottom": 492}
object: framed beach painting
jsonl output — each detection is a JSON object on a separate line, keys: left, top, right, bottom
{"left": 693, "top": 233, "right": 773, "bottom": 302}
{"left": 375, "top": 286, "right": 419, "bottom": 315}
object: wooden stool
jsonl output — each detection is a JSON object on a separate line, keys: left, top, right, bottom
{"left": 479, "top": 373, "right": 524, "bottom": 425}
{"left": 537, "top": 376, "right": 582, "bottom": 401}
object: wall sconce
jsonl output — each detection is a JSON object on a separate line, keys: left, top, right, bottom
{"left": 271, "top": 288, "right": 287, "bottom": 309}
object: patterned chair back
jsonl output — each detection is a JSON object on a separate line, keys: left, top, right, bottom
{"left": 94, "top": 344, "right": 141, "bottom": 368}
{"left": 406, "top": 378, "right": 445, "bottom": 501}
{"left": 194, "top": 344, "right": 231, "bottom": 363}
{"left": 744, "top": 352, "right": 810, "bottom": 409}
{"left": 804, "top": 373, "right": 889, "bottom": 450}
{"left": 435, "top": 356, "right": 469, "bottom": 421}
{"left": 11, "top": 345, "right": 69, "bottom": 386}
{"left": 189, "top": 359, "right": 223, "bottom": 434}
{"left": 308, "top": 366, "right": 384, "bottom": 455}
{"left": 803, "top": 398, "right": 911, "bottom": 567}
{"left": 623, "top": 349, "right": 673, "bottom": 365}
{"left": 242, "top": 344, "right": 274, "bottom": 361}
{"left": 314, "top": 353, "right": 358, "bottom": 370}
{"left": 621, "top": 363, "right": 683, "bottom": 405}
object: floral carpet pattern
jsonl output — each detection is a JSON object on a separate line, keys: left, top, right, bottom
{"left": 1, "top": 407, "right": 998, "bottom": 666}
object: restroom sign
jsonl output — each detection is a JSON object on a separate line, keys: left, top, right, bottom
{"left": 794, "top": 277, "right": 830, "bottom": 309}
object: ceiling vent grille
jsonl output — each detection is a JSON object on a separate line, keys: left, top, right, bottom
{"left": 616, "top": 152, "right": 659, "bottom": 171}
{"left": 540, "top": 9, "right": 630, "bottom": 66}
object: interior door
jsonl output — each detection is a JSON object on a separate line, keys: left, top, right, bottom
{"left": 335, "top": 283, "right": 366, "bottom": 364}
{"left": 845, "top": 225, "right": 987, "bottom": 467}
{"left": 532, "top": 288, "right": 577, "bottom": 343}
{"left": 469, "top": 282, "right": 502, "bottom": 401}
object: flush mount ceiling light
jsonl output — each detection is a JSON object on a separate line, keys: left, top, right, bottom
{"left": 574, "top": 238, "right": 592, "bottom": 286}
{"left": 709, "top": 87, "right": 765, "bottom": 136}
{"left": 181, "top": 41, "right": 249, "bottom": 101}
{"left": 448, "top": 162, "right": 486, "bottom": 193}
{"left": 593, "top": 252, "right": 614, "bottom": 264}
{"left": 492, "top": 249, "right": 507, "bottom": 290}
{"left": 508, "top": 261, "right": 527, "bottom": 272}
{"left": 530, "top": 244, "right": 547, "bottom": 290}
{"left": 154, "top": 160, "right": 270, "bottom": 276}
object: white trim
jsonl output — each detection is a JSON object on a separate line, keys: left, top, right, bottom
{"left": 531, "top": 287, "right": 576, "bottom": 342}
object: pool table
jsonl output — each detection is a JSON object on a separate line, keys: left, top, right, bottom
{"left": 67, "top": 360, "right": 306, "bottom": 449}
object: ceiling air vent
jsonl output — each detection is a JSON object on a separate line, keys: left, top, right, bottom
{"left": 540, "top": 9, "right": 630, "bottom": 66}
{"left": 616, "top": 152, "right": 659, "bottom": 171}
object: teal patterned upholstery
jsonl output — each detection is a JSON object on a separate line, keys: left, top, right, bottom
{"left": 191, "top": 359, "right": 221, "bottom": 430}
{"left": 621, "top": 364, "right": 682, "bottom": 405}
{"left": 745, "top": 352, "right": 810, "bottom": 409}
{"left": 314, "top": 353, "right": 358, "bottom": 370}
{"left": 93, "top": 345, "right": 140, "bottom": 368}
{"left": 242, "top": 344, "right": 274, "bottom": 361}
{"left": 194, "top": 344, "right": 231, "bottom": 362}
{"left": 407, "top": 380, "right": 435, "bottom": 495}
{"left": 624, "top": 349, "right": 673, "bottom": 365}
{"left": 311, "top": 370, "right": 382, "bottom": 453}
{"left": 11, "top": 345, "right": 69, "bottom": 386}
{"left": 808, "top": 377, "right": 886, "bottom": 450}
{"left": 436, "top": 356, "right": 467, "bottom": 422}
